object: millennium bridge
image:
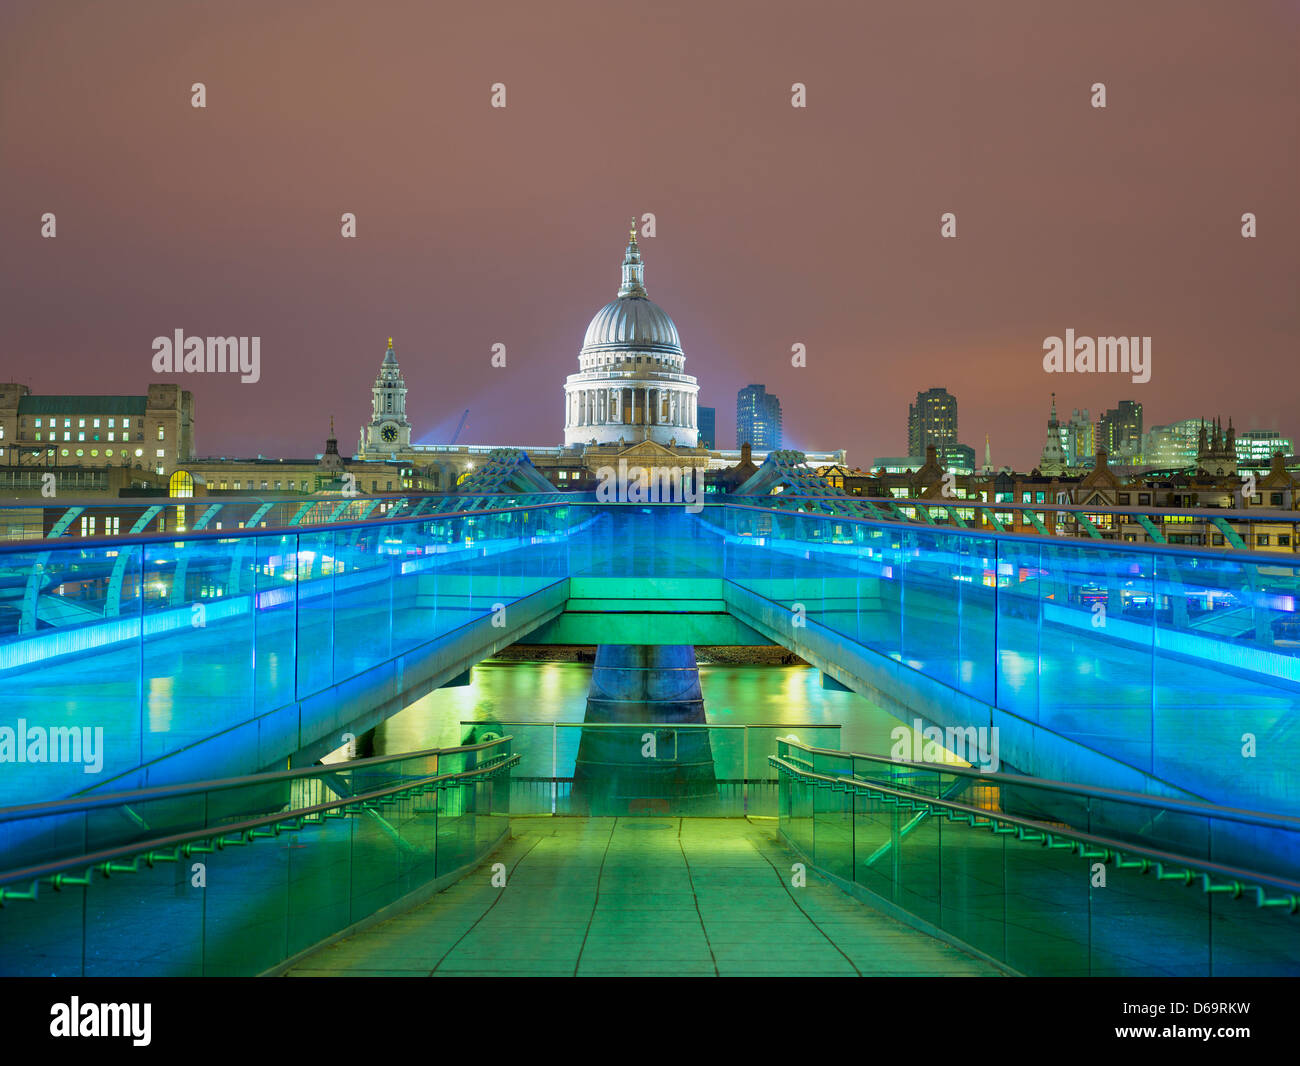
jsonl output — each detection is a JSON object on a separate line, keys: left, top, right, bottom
{"left": 1, "top": 450, "right": 1297, "bottom": 977}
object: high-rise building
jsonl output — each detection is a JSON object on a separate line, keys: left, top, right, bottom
{"left": 697, "top": 406, "right": 716, "bottom": 449}
{"left": 1144, "top": 418, "right": 1207, "bottom": 469}
{"left": 1097, "top": 400, "right": 1143, "bottom": 461}
{"left": 1066, "top": 408, "right": 1094, "bottom": 468}
{"left": 906, "top": 387, "right": 957, "bottom": 455}
{"left": 737, "top": 385, "right": 781, "bottom": 450}
{"left": 1237, "top": 429, "right": 1292, "bottom": 466}
{"left": 938, "top": 443, "right": 975, "bottom": 475}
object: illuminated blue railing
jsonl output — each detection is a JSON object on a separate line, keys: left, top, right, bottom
{"left": 0, "top": 498, "right": 583, "bottom": 805}
{"left": 710, "top": 502, "right": 1300, "bottom": 816}
{"left": 1, "top": 496, "right": 1297, "bottom": 817}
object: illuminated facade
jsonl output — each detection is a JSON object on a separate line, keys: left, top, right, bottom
{"left": 564, "top": 224, "right": 700, "bottom": 448}
{"left": 0, "top": 383, "right": 194, "bottom": 474}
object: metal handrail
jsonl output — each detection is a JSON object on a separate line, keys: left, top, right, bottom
{"left": 0, "top": 751, "right": 521, "bottom": 899}
{"left": 769, "top": 755, "right": 1300, "bottom": 907}
{"left": 716, "top": 500, "right": 1300, "bottom": 563}
{"left": 763, "top": 494, "right": 1300, "bottom": 523}
{"left": 0, "top": 736, "right": 518, "bottom": 823}
{"left": 773, "top": 738, "right": 1300, "bottom": 834}
{"left": 0, "top": 497, "right": 579, "bottom": 555}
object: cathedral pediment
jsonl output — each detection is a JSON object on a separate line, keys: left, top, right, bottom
{"left": 615, "top": 439, "right": 683, "bottom": 460}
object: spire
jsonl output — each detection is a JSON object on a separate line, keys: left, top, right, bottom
{"left": 383, "top": 337, "right": 397, "bottom": 365}
{"left": 320, "top": 415, "right": 344, "bottom": 470}
{"left": 1048, "top": 392, "right": 1058, "bottom": 425}
{"left": 618, "top": 217, "right": 647, "bottom": 299}
{"left": 983, "top": 433, "right": 991, "bottom": 473}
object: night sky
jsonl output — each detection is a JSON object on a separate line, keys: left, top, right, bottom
{"left": 1, "top": 0, "right": 1296, "bottom": 469}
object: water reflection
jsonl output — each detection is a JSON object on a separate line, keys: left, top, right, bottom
{"left": 371, "top": 658, "right": 905, "bottom": 757}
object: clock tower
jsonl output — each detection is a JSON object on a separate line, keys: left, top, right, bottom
{"left": 360, "top": 337, "right": 412, "bottom": 454}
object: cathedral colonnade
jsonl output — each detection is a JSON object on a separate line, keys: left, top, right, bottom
{"left": 569, "top": 386, "right": 698, "bottom": 430}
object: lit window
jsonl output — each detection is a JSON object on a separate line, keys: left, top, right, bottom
{"left": 34, "top": 419, "right": 41, "bottom": 428}
{"left": 35, "top": 432, "right": 41, "bottom": 441}
{"left": 135, "top": 448, "right": 143, "bottom": 457}
{"left": 108, "top": 432, "right": 114, "bottom": 441}
{"left": 93, "top": 418, "right": 100, "bottom": 428}
{"left": 169, "top": 470, "right": 194, "bottom": 498}
{"left": 64, "top": 432, "right": 70, "bottom": 441}
{"left": 78, "top": 419, "right": 85, "bottom": 428}
{"left": 90, "top": 449, "right": 98, "bottom": 457}
{"left": 108, "top": 418, "right": 115, "bottom": 428}
{"left": 64, "top": 419, "right": 70, "bottom": 428}
{"left": 123, "top": 418, "right": 130, "bottom": 429}
{"left": 76, "top": 449, "right": 83, "bottom": 457}
{"left": 157, "top": 426, "right": 165, "bottom": 440}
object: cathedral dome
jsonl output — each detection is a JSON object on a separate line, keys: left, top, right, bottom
{"left": 581, "top": 297, "right": 682, "bottom": 355}
{"left": 563, "top": 221, "right": 700, "bottom": 449}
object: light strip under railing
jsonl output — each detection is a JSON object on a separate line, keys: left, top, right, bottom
{"left": 774, "top": 738, "right": 1300, "bottom": 834}
{"left": 0, "top": 745, "right": 519, "bottom": 904}
{"left": 768, "top": 754, "right": 1300, "bottom": 912}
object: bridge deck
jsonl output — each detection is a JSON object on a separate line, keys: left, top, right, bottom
{"left": 286, "top": 817, "right": 999, "bottom": 977}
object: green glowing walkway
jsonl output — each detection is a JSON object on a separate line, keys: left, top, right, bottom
{"left": 287, "top": 818, "right": 1000, "bottom": 977}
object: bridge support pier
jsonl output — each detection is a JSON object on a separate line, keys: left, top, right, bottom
{"left": 572, "top": 645, "right": 718, "bottom": 815}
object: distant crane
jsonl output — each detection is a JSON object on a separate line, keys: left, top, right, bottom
{"left": 448, "top": 409, "right": 469, "bottom": 445}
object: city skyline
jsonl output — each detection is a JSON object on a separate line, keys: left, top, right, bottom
{"left": 1, "top": 1, "right": 1296, "bottom": 470}
{"left": 1, "top": 1, "right": 1299, "bottom": 999}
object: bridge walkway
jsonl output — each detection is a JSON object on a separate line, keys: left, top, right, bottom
{"left": 286, "top": 817, "right": 999, "bottom": 977}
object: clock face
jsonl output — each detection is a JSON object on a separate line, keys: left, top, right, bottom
{"left": 381, "top": 424, "right": 398, "bottom": 443}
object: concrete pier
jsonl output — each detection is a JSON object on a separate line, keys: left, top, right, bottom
{"left": 572, "top": 645, "right": 718, "bottom": 815}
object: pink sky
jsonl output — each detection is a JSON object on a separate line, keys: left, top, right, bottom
{"left": 1, "top": 0, "right": 1296, "bottom": 468}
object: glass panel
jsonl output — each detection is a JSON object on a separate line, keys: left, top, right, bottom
{"left": 0, "top": 738, "right": 516, "bottom": 976}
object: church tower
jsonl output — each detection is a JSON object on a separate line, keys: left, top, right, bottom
{"left": 1038, "top": 393, "right": 1067, "bottom": 475}
{"left": 360, "top": 338, "right": 412, "bottom": 454}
